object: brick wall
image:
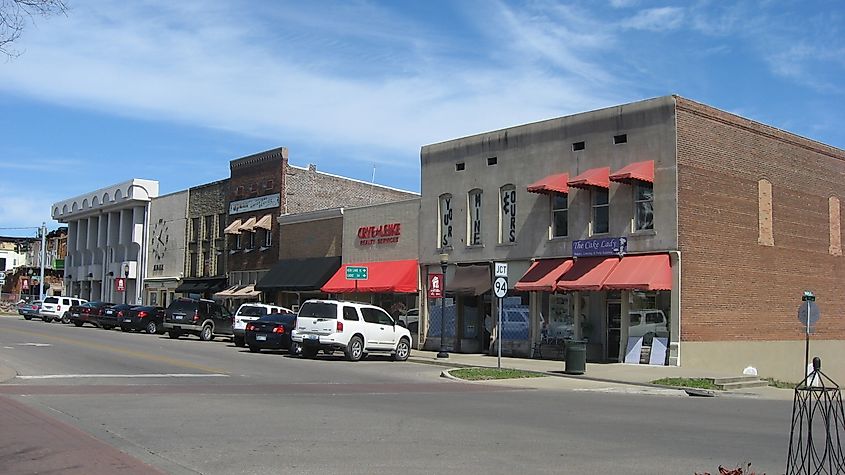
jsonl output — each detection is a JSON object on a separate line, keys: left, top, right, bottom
{"left": 285, "top": 164, "right": 417, "bottom": 213}
{"left": 278, "top": 217, "right": 343, "bottom": 260}
{"left": 676, "top": 96, "right": 845, "bottom": 342}
{"left": 188, "top": 179, "right": 229, "bottom": 277}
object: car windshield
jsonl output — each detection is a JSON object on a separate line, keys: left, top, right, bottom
{"left": 238, "top": 306, "right": 268, "bottom": 317}
{"left": 131, "top": 306, "right": 155, "bottom": 311}
{"left": 83, "top": 301, "right": 105, "bottom": 308}
{"left": 257, "top": 314, "right": 296, "bottom": 325}
{"left": 44, "top": 297, "right": 58, "bottom": 304}
{"left": 298, "top": 302, "right": 337, "bottom": 319}
{"left": 169, "top": 300, "right": 197, "bottom": 313}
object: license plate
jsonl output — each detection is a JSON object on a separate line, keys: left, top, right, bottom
{"left": 72, "top": 313, "right": 79, "bottom": 317}
{"left": 256, "top": 334, "right": 267, "bottom": 341}
{"left": 308, "top": 334, "right": 319, "bottom": 340}
{"left": 175, "top": 315, "right": 183, "bottom": 320}
{"left": 123, "top": 319, "right": 132, "bottom": 323}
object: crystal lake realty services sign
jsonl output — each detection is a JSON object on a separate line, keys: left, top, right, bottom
{"left": 358, "top": 223, "right": 401, "bottom": 246}
{"left": 572, "top": 237, "right": 627, "bottom": 257}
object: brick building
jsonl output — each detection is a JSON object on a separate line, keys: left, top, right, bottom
{"left": 225, "top": 147, "right": 417, "bottom": 306}
{"left": 419, "top": 95, "right": 844, "bottom": 382}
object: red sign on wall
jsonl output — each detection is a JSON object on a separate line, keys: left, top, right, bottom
{"left": 115, "top": 278, "right": 126, "bottom": 292}
{"left": 21, "top": 278, "right": 29, "bottom": 290}
{"left": 358, "top": 223, "right": 401, "bottom": 246}
{"left": 428, "top": 273, "right": 444, "bottom": 299}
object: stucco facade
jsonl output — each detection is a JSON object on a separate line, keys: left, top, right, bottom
{"left": 145, "top": 190, "right": 188, "bottom": 307}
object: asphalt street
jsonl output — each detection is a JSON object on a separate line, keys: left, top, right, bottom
{"left": 0, "top": 315, "right": 792, "bottom": 474}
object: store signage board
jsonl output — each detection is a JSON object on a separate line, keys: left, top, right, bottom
{"left": 115, "top": 278, "right": 126, "bottom": 292}
{"left": 572, "top": 237, "right": 627, "bottom": 257}
{"left": 229, "top": 193, "right": 280, "bottom": 215}
{"left": 358, "top": 223, "right": 401, "bottom": 246}
{"left": 428, "top": 273, "right": 444, "bottom": 299}
{"left": 346, "top": 266, "right": 368, "bottom": 280}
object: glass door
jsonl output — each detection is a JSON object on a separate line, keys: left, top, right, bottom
{"left": 606, "top": 300, "right": 621, "bottom": 361}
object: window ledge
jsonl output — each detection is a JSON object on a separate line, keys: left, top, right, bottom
{"left": 629, "top": 230, "right": 657, "bottom": 238}
{"left": 496, "top": 242, "right": 517, "bottom": 247}
{"left": 229, "top": 250, "right": 240, "bottom": 255}
{"left": 259, "top": 246, "right": 271, "bottom": 251}
{"left": 465, "top": 244, "right": 485, "bottom": 250}
{"left": 436, "top": 246, "right": 454, "bottom": 253}
{"left": 244, "top": 248, "right": 254, "bottom": 254}
{"left": 548, "top": 236, "right": 570, "bottom": 242}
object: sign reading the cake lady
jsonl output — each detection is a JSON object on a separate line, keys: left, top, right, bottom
{"left": 572, "top": 237, "right": 627, "bottom": 257}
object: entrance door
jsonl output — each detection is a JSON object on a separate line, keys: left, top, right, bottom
{"left": 606, "top": 301, "right": 621, "bottom": 362}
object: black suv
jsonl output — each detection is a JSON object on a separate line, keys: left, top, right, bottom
{"left": 163, "top": 298, "right": 233, "bottom": 341}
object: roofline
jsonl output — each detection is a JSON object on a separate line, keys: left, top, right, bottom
{"left": 287, "top": 164, "right": 419, "bottom": 196}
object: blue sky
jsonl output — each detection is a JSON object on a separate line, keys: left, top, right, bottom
{"left": 1, "top": 0, "right": 843, "bottom": 237}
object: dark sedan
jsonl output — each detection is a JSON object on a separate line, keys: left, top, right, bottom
{"left": 119, "top": 306, "right": 165, "bottom": 334}
{"left": 69, "top": 301, "right": 115, "bottom": 328}
{"left": 99, "top": 304, "right": 134, "bottom": 330}
{"left": 245, "top": 313, "right": 297, "bottom": 353}
{"left": 18, "top": 300, "right": 42, "bottom": 320}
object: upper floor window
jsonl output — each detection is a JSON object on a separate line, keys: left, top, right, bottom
{"left": 204, "top": 215, "right": 213, "bottom": 240}
{"left": 264, "top": 228, "right": 272, "bottom": 248}
{"left": 634, "top": 183, "right": 654, "bottom": 231}
{"left": 189, "top": 252, "right": 198, "bottom": 277}
{"left": 499, "top": 185, "right": 517, "bottom": 244}
{"left": 591, "top": 189, "right": 609, "bottom": 235}
{"left": 467, "top": 189, "right": 483, "bottom": 246}
{"left": 191, "top": 217, "right": 201, "bottom": 242}
{"left": 551, "top": 194, "right": 568, "bottom": 238}
{"left": 439, "top": 194, "right": 453, "bottom": 248}
{"left": 217, "top": 214, "right": 226, "bottom": 238}
{"left": 246, "top": 230, "right": 255, "bottom": 250}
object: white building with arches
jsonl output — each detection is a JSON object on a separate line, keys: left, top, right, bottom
{"left": 52, "top": 179, "right": 159, "bottom": 304}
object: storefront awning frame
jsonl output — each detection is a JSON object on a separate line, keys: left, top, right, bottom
{"left": 567, "top": 167, "right": 611, "bottom": 189}
{"left": 321, "top": 259, "right": 419, "bottom": 294}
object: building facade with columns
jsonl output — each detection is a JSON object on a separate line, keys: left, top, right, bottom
{"left": 52, "top": 179, "right": 159, "bottom": 304}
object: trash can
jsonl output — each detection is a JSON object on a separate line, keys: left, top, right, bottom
{"left": 564, "top": 340, "right": 587, "bottom": 375}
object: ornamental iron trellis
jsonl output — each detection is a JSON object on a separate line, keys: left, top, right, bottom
{"left": 786, "top": 357, "right": 845, "bottom": 475}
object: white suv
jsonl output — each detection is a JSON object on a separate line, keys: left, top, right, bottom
{"left": 232, "top": 302, "right": 293, "bottom": 347}
{"left": 292, "top": 299, "right": 412, "bottom": 362}
{"left": 40, "top": 296, "right": 87, "bottom": 323}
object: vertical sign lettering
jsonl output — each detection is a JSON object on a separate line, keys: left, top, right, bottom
{"left": 500, "top": 185, "right": 517, "bottom": 243}
{"left": 469, "top": 189, "right": 483, "bottom": 246}
{"left": 439, "top": 194, "right": 453, "bottom": 248}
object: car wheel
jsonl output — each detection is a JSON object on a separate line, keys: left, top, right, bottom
{"left": 233, "top": 335, "right": 245, "bottom": 347}
{"left": 61, "top": 313, "right": 71, "bottom": 324}
{"left": 42, "top": 315, "right": 51, "bottom": 323}
{"left": 121, "top": 326, "right": 130, "bottom": 332}
{"left": 199, "top": 325, "right": 214, "bottom": 341}
{"left": 145, "top": 321, "right": 157, "bottom": 334}
{"left": 73, "top": 321, "right": 83, "bottom": 327}
{"left": 301, "top": 347, "right": 319, "bottom": 358}
{"left": 248, "top": 346, "right": 260, "bottom": 353}
{"left": 23, "top": 315, "right": 32, "bottom": 320}
{"left": 394, "top": 337, "right": 411, "bottom": 362}
{"left": 168, "top": 330, "right": 181, "bottom": 339}
{"left": 103, "top": 325, "right": 114, "bottom": 330}
{"left": 289, "top": 342, "right": 301, "bottom": 356}
{"left": 323, "top": 349, "right": 334, "bottom": 355}
{"left": 344, "top": 336, "right": 364, "bottom": 362}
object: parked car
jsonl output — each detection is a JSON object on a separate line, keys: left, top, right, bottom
{"left": 99, "top": 304, "right": 134, "bottom": 330}
{"left": 18, "top": 300, "right": 42, "bottom": 320}
{"left": 163, "top": 298, "right": 233, "bottom": 341}
{"left": 68, "top": 301, "right": 115, "bottom": 327}
{"left": 628, "top": 309, "right": 669, "bottom": 338}
{"left": 292, "top": 299, "right": 411, "bottom": 362}
{"left": 119, "top": 306, "right": 166, "bottom": 334}
{"left": 244, "top": 312, "right": 297, "bottom": 353}
{"left": 232, "top": 302, "right": 293, "bottom": 347}
{"left": 40, "top": 296, "right": 87, "bottom": 323}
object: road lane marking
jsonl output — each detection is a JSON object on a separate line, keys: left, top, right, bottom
{"left": 20, "top": 343, "right": 52, "bottom": 347}
{"left": 17, "top": 373, "right": 229, "bottom": 379}
{"left": 2, "top": 327, "right": 227, "bottom": 374}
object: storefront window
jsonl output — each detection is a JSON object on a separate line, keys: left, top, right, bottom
{"left": 546, "top": 293, "right": 574, "bottom": 339}
{"left": 634, "top": 183, "right": 654, "bottom": 231}
{"left": 439, "top": 193, "right": 453, "bottom": 248}
{"left": 627, "top": 290, "right": 671, "bottom": 365}
{"left": 467, "top": 189, "right": 483, "bottom": 246}
{"left": 499, "top": 185, "right": 517, "bottom": 244}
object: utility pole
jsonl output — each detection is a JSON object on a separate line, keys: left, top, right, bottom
{"left": 39, "top": 222, "right": 46, "bottom": 301}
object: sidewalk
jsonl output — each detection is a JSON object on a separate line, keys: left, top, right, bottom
{"left": 408, "top": 349, "right": 794, "bottom": 400}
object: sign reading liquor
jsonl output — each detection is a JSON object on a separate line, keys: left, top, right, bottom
{"left": 115, "top": 277, "right": 126, "bottom": 292}
{"left": 572, "top": 237, "right": 627, "bottom": 257}
{"left": 229, "top": 193, "right": 281, "bottom": 215}
{"left": 358, "top": 223, "right": 401, "bottom": 246}
{"left": 428, "top": 273, "right": 444, "bottom": 299}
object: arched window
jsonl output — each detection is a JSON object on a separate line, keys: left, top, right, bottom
{"left": 830, "top": 196, "right": 841, "bottom": 256}
{"left": 438, "top": 193, "right": 453, "bottom": 249}
{"left": 499, "top": 185, "right": 517, "bottom": 244}
{"left": 757, "top": 179, "right": 774, "bottom": 246}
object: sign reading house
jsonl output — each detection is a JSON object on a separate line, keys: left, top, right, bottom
{"left": 229, "top": 193, "right": 280, "bottom": 215}
{"left": 573, "top": 237, "right": 627, "bottom": 257}
{"left": 358, "top": 223, "right": 401, "bottom": 246}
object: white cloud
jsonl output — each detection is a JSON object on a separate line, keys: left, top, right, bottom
{"left": 621, "top": 7, "right": 684, "bottom": 31}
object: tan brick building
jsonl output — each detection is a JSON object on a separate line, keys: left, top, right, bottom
{"left": 419, "top": 95, "right": 844, "bottom": 382}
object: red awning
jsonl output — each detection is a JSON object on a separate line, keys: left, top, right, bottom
{"left": 515, "top": 258, "right": 574, "bottom": 292}
{"left": 602, "top": 253, "right": 671, "bottom": 290}
{"left": 527, "top": 173, "right": 569, "bottom": 195}
{"left": 321, "top": 260, "right": 419, "bottom": 294}
{"left": 555, "top": 256, "right": 620, "bottom": 291}
{"left": 568, "top": 167, "right": 610, "bottom": 189}
{"left": 610, "top": 160, "right": 654, "bottom": 184}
